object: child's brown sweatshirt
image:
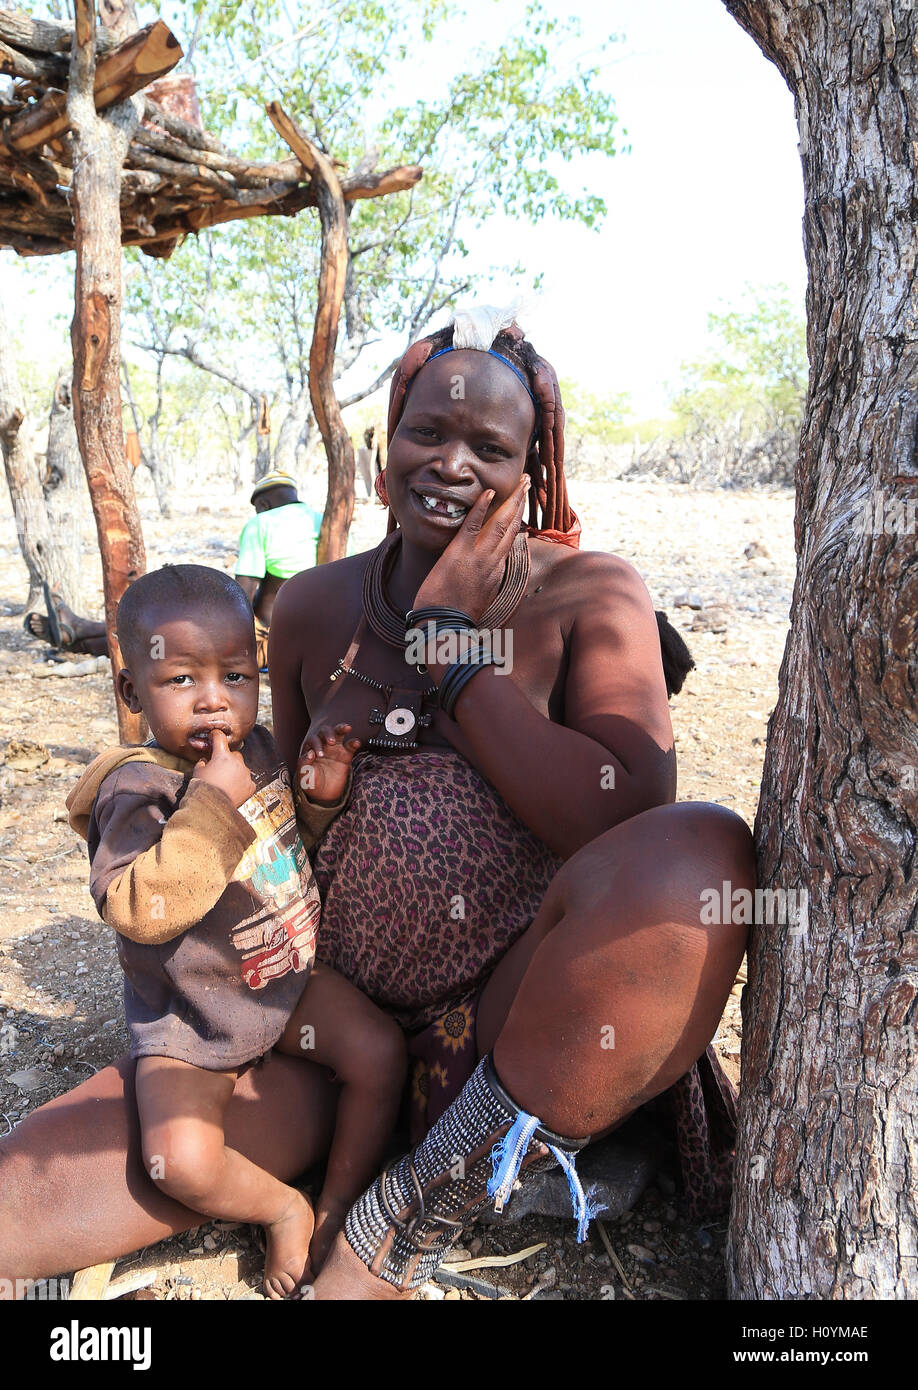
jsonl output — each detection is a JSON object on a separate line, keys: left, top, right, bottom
{"left": 66, "top": 725, "right": 350, "bottom": 1071}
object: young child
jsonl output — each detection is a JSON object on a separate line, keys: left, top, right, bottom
{"left": 66, "top": 565, "right": 405, "bottom": 1298}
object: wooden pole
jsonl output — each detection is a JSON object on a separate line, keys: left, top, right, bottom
{"left": 267, "top": 103, "right": 354, "bottom": 564}
{"left": 68, "top": 0, "right": 150, "bottom": 744}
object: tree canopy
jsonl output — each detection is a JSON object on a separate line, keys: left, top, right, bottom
{"left": 670, "top": 283, "right": 807, "bottom": 434}
{"left": 123, "top": 0, "right": 624, "bottom": 470}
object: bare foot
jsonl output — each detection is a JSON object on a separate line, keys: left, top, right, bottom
{"left": 25, "top": 612, "right": 51, "bottom": 643}
{"left": 263, "top": 1190, "right": 315, "bottom": 1300}
{"left": 310, "top": 1229, "right": 412, "bottom": 1301}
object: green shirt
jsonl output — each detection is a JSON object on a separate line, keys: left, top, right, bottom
{"left": 235, "top": 502, "right": 322, "bottom": 580}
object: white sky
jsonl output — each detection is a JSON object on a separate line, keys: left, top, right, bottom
{"left": 0, "top": 0, "right": 806, "bottom": 420}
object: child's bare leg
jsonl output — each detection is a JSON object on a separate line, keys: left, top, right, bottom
{"left": 276, "top": 966, "right": 406, "bottom": 1274}
{"left": 135, "top": 1056, "right": 314, "bottom": 1299}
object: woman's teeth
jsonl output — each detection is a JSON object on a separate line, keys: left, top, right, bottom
{"left": 417, "top": 491, "right": 469, "bottom": 518}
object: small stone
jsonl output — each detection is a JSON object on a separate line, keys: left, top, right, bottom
{"left": 643, "top": 1220, "right": 661, "bottom": 1233}
{"left": 444, "top": 1289, "right": 461, "bottom": 1300}
{"left": 673, "top": 590, "right": 703, "bottom": 610}
{"left": 626, "top": 1244, "right": 657, "bottom": 1265}
{"left": 540, "top": 1265, "right": 557, "bottom": 1287}
{"left": 7, "top": 1066, "right": 46, "bottom": 1091}
{"left": 695, "top": 1228, "right": 713, "bottom": 1250}
{"left": 664, "top": 1206, "right": 677, "bottom": 1223}
{"left": 202, "top": 1235, "right": 218, "bottom": 1251}
{"left": 691, "top": 607, "right": 728, "bottom": 634}
{"left": 468, "top": 1237, "right": 483, "bottom": 1257}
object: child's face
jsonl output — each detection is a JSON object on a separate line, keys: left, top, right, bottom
{"left": 386, "top": 350, "right": 536, "bottom": 551}
{"left": 117, "top": 608, "right": 259, "bottom": 762}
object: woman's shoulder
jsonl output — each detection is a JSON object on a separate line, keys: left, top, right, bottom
{"left": 273, "top": 549, "right": 371, "bottom": 614}
{"left": 528, "top": 537, "right": 651, "bottom": 604}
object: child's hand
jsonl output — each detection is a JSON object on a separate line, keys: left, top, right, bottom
{"left": 191, "top": 729, "right": 256, "bottom": 807}
{"left": 297, "top": 723, "right": 360, "bottom": 807}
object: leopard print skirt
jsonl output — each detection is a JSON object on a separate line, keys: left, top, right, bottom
{"left": 312, "top": 748, "right": 737, "bottom": 1218}
{"left": 312, "top": 749, "right": 564, "bottom": 1032}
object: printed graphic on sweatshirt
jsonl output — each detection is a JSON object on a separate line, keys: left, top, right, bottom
{"left": 230, "top": 769, "right": 319, "bottom": 990}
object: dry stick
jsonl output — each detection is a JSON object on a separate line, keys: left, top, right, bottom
{"left": 6, "top": 21, "right": 181, "bottom": 155}
{"left": 69, "top": 1261, "right": 117, "bottom": 1300}
{"left": 444, "top": 1241, "right": 547, "bottom": 1272}
{"left": 596, "top": 1219, "right": 635, "bottom": 1295}
{"left": 0, "top": 38, "right": 67, "bottom": 83}
{"left": 267, "top": 101, "right": 355, "bottom": 561}
{"left": 133, "top": 120, "right": 299, "bottom": 186}
{"left": 0, "top": 10, "right": 118, "bottom": 56}
{"left": 141, "top": 96, "right": 226, "bottom": 154}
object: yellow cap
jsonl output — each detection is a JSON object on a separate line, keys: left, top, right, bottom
{"left": 250, "top": 470, "right": 298, "bottom": 503}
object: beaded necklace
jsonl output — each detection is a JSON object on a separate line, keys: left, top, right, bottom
{"left": 326, "top": 529, "right": 530, "bottom": 750}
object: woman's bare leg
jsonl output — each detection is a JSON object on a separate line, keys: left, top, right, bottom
{"left": 313, "top": 801, "right": 754, "bottom": 1299}
{"left": 0, "top": 1051, "right": 338, "bottom": 1287}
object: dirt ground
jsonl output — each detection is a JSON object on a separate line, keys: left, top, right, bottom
{"left": 0, "top": 474, "right": 795, "bottom": 1301}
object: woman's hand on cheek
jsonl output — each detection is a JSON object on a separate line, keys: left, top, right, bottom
{"left": 411, "top": 475, "right": 530, "bottom": 621}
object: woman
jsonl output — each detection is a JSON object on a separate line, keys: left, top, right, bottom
{"left": 0, "top": 311, "right": 752, "bottom": 1299}
{"left": 271, "top": 309, "right": 753, "bottom": 1298}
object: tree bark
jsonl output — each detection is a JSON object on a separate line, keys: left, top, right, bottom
{"left": 42, "top": 368, "right": 84, "bottom": 610}
{"left": 0, "top": 296, "right": 48, "bottom": 613}
{"left": 273, "top": 384, "right": 313, "bottom": 476}
{"left": 724, "top": 0, "right": 918, "bottom": 1299}
{"left": 0, "top": 296, "right": 83, "bottom": 612}
{"left": 68, "top": 0, "right": 147, "bottom": 744}
{"left": 268, "top": 103, "right": 354, "bottom": 563}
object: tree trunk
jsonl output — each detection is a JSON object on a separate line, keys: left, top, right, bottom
{"left": 0, "top": 297, "right": 78, "bottom": 613}
{"left": 254, "top": 394, "right": 272, "bottom": 480}
{"left": 724, "top": 0, "right": 918, "bottom": 1299}
{"left": 273, "top": 384, "right": 312, "bottom": 476}
{"left": 268, "top": 104, "right": 355, "bottom": 563}
{"left": 0, "top": 311, "right": 46, "bottom": 615}
{"left": 69, "top": 0, "right": 147, "bottom": 745}
{"left": 43, "top": 368, "right": 84, "bottom": 610}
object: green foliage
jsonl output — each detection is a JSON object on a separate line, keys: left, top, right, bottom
{"left": 670, "top": 284, "right": 807, "bottom": 433}
{"left": 129, "top": 0, "right": 623, "bottom": 405}
{"left": 559, "top": 376, "right": 631, "bottom": 443}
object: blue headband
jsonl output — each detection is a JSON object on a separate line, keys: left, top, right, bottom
{"left": 426, "top": 345, "right": 538, "bottom": 408}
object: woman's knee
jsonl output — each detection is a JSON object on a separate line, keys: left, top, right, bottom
{"left": 557, "top": 800, "right": 755, "bottom": 940}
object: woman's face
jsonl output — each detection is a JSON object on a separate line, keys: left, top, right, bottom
{"left": 386, "top": 350, "right": 537, "bottom": 552}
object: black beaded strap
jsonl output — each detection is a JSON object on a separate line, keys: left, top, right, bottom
{"left": 438, "top": 656, "right": 496, "bottom": 718}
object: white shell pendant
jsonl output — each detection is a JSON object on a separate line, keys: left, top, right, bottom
{"left": 384, "top": 707, "right": 416, "bottom": 736}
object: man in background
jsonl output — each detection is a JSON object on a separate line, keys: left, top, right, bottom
{"left": 26, "top": 471, "right": 322, "bottom": 670}
{"left": 234, "top": 471, "right": 323, "bottom": 669}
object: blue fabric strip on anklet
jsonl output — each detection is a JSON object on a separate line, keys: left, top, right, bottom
{"left": 487, "top": 1110, "right": 604, "bottom": 1242}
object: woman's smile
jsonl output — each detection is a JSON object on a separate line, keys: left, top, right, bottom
{"left": 410, "top": 486, "right": 473, "bottom": 526}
